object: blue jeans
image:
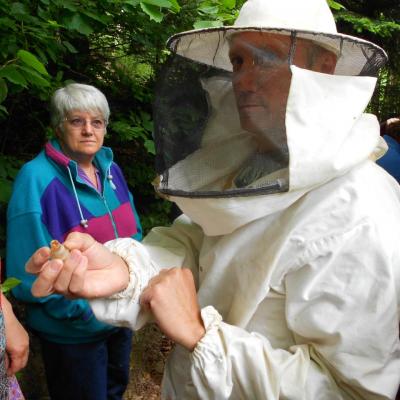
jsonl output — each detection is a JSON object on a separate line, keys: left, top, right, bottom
{"left": 40, "top": 328, "right": 133, "bottom": 400}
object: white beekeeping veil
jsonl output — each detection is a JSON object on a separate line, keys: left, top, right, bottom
{"left": 153, "top": 0, "right": 387, "bottom": 198}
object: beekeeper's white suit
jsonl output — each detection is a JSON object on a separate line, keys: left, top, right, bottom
{"left": 90, "top": 0, "right": 400, "bottom": 398}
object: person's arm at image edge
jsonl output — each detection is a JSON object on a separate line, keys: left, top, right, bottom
{"left": 1, "top": 292, "right": 29, "bottom": 375}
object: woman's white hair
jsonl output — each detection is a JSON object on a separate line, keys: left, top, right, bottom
{"left": 50, "top": 83, "right": 110, "bottom": 129}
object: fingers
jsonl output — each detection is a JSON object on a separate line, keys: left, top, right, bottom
{"left": 31, "top": 260, "right": 62, "bottom": 297}
{"left": 140, "top": 271, "right": 165, "bottom": 309}
{"left": 140, "top": 268, "right": 170, "bottom": 301}
{"left": 26, "top": 233, "right": 95, "bottom": 276}
{"left": 31, "top": 250, "right": 88, "bottom": 298}
{"left": 140, "top": 268, "right": 193, "bottom": 307}
{"left": 140, "top": 285, "right": 153, "bottom": 310}
{"left": 53, "top": 250, "right": 84, "bottom": 294}
{"left": 68, "top": 255, "right": 87, "bottom": 295}
{"left": 64, "top": 232, "right": 96, "bottom": 253}
{"left": 25, "top": 247, "right": 51, "bottom": 274}
{"left": 64, "top": 233, "right": 110, "bottom": 271}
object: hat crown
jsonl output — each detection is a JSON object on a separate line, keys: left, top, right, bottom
{"left": 234, "top": 0, "right": 337, "bottom": 34}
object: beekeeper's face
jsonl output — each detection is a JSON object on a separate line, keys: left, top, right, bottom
{"left": 229, "top": 32, "right": 336, "bottom": 152}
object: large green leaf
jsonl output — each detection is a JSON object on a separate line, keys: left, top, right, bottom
{"left": 124, "top": 0, "right": 141, "bottom": 6}
{"left": 1, "top": 277, "right": 22, "bottom": 293}
{"left": 18, "top": 65, "right": 50, "bottom": 87}
{"left": 198, "top": 5, "right": 219, "bottom": 15}
{"left": 61, "top": 1, "right": 78, "bottom": 12}
{"left": 0, "top": 65, "right": 28, "bottom": 87}
{"left": 327, "top": 0, "right": 345, "bottom": 11}
{"left": 17, "top": 49, "right": 49, "bottom": 75}
{"left": 222, "top": 0, "right": 235, "bottom": 10}
{"left": 194, "top": 20, "right": 223, "bottom": 29}
{"left": 144, "top": 138, "right": 155, "bottom": 155}
{"left": 67, "top": 14, "right": 94, "bottom": 35}
{"left": 81, "top": 9, "right": 110, "bottom": 25}
{"left": 141, "top": 0, "right": 172, "bottom": 8}
{"left": 140, "top": 2, "right": 163, "bottom": 22}
{"left": 167, "top": 0, "right": 180, "bottom": 12}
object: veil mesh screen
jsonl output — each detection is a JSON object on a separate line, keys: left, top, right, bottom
{"left": 153, "top": 30, "right": 387, "bottom": 198}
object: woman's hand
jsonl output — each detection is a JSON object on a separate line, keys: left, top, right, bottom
{"left": 2, "top": 293, "right": 29, "bottom": 375}
{"left": 26, "top": 232, "right": 130, "bottom": 299}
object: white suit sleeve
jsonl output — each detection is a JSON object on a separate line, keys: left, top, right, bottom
{"left": 90, "top": 214, "right": 204, "bottom": 330}
{"left": 189, "top": 225, "right": 400, "bottom": 400}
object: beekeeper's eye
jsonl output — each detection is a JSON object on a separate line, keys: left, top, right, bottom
{"left": 230, "top": 55, "right": 244, "bottom": 72}
{"left": 252, "top": 48, "right": 282, "bottom": 69}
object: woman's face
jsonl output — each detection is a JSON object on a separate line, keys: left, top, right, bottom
{"left": 56, "top": 109, "right": 106, "bottom": 162}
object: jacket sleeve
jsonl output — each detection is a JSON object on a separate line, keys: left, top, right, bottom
{"left": 128, "top": 191, "right": 142, "bottom": 241}
{"left": 90, "top": 214, "right": 204, "bottom": 330}
{"left": 7, "top": 211, "right": 94, "bottom": 321}
{"left": 189, "top": 224, "right": 399, "bottom": 400}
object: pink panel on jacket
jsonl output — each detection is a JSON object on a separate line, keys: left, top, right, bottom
{"left": 112, "top": 202, "right": 138, "bottom": 238}
{"left": 65, "top": 214, "right": 116, "bottom": 244}
{"left": 64, "top": 202, "right": 138, "bottom": 243}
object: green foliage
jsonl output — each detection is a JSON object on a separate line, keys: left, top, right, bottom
{"left": 110, "top": 111, "right": 155, "bottom": 154}
{"left": 193, "top": 0, "right": 245, "bottom": 28}
{"left": 327, "top": 0, "right": 346, "bottom": 11}
{"left": 336, "top": 11, "right": 400, "bottom": 37}
{"left": 332, "top": 1, "right": 400, "bottom": 119}
{"left": 1, "top": 277, "right": 21, "bottom": 293}
{"left": 0, "top": 49, "right": 50, "bottom": 118}
{"left": 140, "top": 0, "right": 179, "bottom": 23}
{"left": 327, "top": 0, "right": 400, "bottom": 45}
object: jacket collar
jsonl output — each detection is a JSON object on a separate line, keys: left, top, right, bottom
{"left": 45, "top": 139, "right": 114, "bottom": 182}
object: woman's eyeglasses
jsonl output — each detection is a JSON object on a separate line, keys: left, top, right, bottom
{"left": 65, "top": 117, "right": 106, "bottom": 130}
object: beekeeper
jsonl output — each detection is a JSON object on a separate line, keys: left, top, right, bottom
{"left": 27, "top": 0, "right": 400, "bottom": 398}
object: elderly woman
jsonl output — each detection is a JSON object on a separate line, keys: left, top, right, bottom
{"left": 6, "top": 83, "right": 142, "bottom": 400}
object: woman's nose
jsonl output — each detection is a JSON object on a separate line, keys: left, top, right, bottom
{"left": 82, "top": 121, "right": 94, "bottom": 134}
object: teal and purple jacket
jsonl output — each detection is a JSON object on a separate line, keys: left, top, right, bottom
{"left": 6, "top": 139, "right": 142, "bottom": 344}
